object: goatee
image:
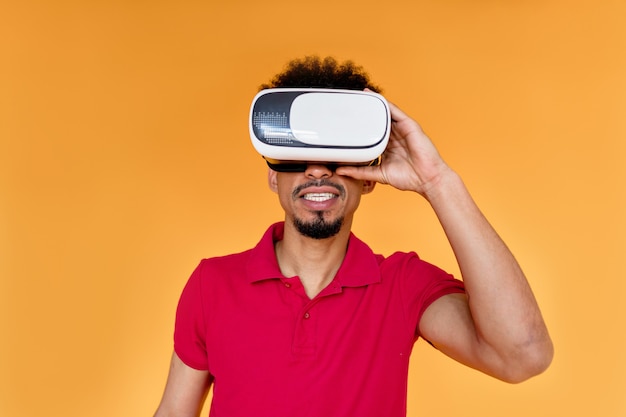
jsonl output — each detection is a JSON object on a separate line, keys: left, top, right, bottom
{"left": 293, "top": 212, "right": 343, "bottom": 240}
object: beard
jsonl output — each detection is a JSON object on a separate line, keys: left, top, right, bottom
{"left": 293, "top": 211, "right": 344, "bottom": 240}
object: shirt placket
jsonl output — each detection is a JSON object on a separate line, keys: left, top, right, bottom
{"left": 282, "top": 278, "right": 343, "bottom": 360}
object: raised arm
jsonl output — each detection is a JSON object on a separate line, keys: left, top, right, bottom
{"left": 337, "top": 101, "right": 553, "bottom": 383}
{"left": 154, "top": 352, "right": 212, "bottom": 417}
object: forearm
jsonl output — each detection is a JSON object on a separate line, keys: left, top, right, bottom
{"left": 424, "top": 168, "right": 553, "bottom": 370}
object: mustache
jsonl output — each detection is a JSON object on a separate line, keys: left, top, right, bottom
{"left": 292, "top": 179, "right": 346, "bottom": 199}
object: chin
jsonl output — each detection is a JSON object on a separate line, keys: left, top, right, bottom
{"left": 293, "top": 214, "right": 344, "bottom": 240}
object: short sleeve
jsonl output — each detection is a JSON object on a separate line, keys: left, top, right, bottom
{"left": 388, "top": 252, "right": 465, "bottom": 339}
{"left": 174, "top": 261, "right": 210, "bottom": 370}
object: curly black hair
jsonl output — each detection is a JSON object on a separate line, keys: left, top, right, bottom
{"left": 260, "top": 55, "right": 382, "bottom": 93}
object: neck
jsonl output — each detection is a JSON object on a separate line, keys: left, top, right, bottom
{"left": 276, "top": 220, "right": 352, "bottom": 299}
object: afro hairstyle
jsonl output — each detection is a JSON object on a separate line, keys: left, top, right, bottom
{"left": 259, "top": 55, "right": 382, "bottom": 93}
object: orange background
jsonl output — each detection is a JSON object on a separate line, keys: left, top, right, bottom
{"left": 1, "top": 1, "right": 625, "bottom": 416}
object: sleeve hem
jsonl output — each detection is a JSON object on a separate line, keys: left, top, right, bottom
{"left": 174, "top": 345, "right": 210, "bottom": 371}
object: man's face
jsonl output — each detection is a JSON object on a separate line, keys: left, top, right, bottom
{"left": 268, "top": 164, "right": 375, "bottom": 239}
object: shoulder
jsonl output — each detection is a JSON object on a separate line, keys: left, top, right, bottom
{"left": 379, "top": 251, "right": 448, "bottom": 277}
{"left": 198, "top": 249, "right": 254, "bottom": 270}
{"left": 377, "top": 251, "right": 458, "bottom": 291}
{"left": 190, "top": 248, "right": 255, "bottom": 284}
{"left": 378, "top": 250, "right": 465, "bottom": 311}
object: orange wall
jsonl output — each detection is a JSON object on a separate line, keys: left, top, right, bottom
{"left": 1, "top": 1, "right": 625, "bottom": 416}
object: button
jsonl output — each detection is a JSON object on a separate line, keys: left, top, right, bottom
{"left": 303, "top": 312, "right": 310, "bottom": 319}
{"left": 284, "top": 282, "right": 291, "bottom": 288}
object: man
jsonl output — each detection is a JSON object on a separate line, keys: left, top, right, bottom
{"left": 154, "top": 56, "right": 553, "bottom": 417}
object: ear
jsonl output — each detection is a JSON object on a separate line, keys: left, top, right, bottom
{"left": 268, "top": 168, "right": 278, "bottom": 193}
{"left": 361, "top": 180, "right": 376, "bottom": 195}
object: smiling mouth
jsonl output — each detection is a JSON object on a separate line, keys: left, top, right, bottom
{"left": 292, "top": 179, "right": 346, "bottom": 201}
{"left": 302, "top": 192, "right": 337, "bottom": 202}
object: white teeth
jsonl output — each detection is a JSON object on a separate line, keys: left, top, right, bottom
{"left": 303, "top": 193, "right": 336, "bottom": 202}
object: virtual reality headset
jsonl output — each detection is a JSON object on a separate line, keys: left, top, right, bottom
{"left": 249, "top": 88, "right": 391, "bottom": 171}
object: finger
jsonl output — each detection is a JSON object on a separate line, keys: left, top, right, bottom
{"left": 335, "top": 165, "right": 384, "bottom": 183}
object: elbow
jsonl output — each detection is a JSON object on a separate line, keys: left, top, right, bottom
{"left": 499, "top": 338, "right": 554, "bottom": 384}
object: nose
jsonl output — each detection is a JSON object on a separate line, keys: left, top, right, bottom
{"left": 304, "top": 163, "right": 334, "bottom": 179}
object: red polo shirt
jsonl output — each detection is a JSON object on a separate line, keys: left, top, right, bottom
{"left": 174, "top": 222, "right": 464, "bottom": 417}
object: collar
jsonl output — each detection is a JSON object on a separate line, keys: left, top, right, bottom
{"left": 246, "top": 222, "right": 382, "bottom": 288}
